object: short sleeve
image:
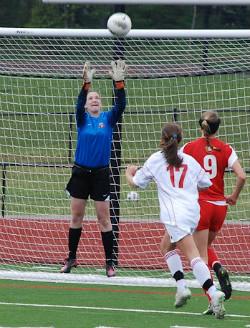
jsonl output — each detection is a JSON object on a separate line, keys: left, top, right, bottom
{"left": 227, "top": 146, "right": 238, "bottom": 168}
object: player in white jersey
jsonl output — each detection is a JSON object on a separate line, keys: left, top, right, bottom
{"left": 126, "top": 123, "right": 226, "bottom": 319}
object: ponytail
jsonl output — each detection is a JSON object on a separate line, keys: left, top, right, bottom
{"left": 199, "top": 111, "right": 221, "bottom": 152}
{"left": 160, "top": 123, "right": 183, "bottom": 168}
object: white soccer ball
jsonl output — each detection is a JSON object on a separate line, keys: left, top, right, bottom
{"left": 127, "top": 191, "right": 139, "bottom": 201}
{"left": 107, "top": 12, "right": 132, "bottom": 37}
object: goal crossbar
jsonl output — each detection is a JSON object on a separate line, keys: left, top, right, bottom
{"left": 2, "top": 27, "right": 250, "bottom": 38}
{"left": 42, "top": 0, "right": 250, "bottom": 5}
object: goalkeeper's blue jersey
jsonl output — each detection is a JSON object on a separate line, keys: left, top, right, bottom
{"left": 74, "top": 87, "right": 126, "bottom": 168}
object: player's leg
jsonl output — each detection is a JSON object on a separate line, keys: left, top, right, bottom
{"left": 95, "top": 200, "right": 115, "bottom": 277}
{"left": 92, "top": 167, "right": 115, "bottom": 277}
{"left": 193, "top": 229, "right": 209, "bottom": 264}
{"left": 60, "top": 197, "right": 86, "bottom": 273}
{"left": 194, "top": 200, "right": 214, "bottom": 313}
{"left": 177, "top": 234, "right": 225, "bottom": 319}
{"left": 208, "top": 204, "right": 232, "bottom": 300}
{"left": 61, "top": 165, "right": 89, "bottom": 273}
{"left": 193, "top": 228, "right": 213, "bottom": 313}
{"left": 160, "top": 232, "right": 191, "bottom": 308}
{"left": 208, "top": 242, "right": 232, "bottom": 299}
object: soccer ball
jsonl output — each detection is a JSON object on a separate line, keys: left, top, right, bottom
{"left": 127, "top": 191, "right": 139, "bottom": 201}
{"left": 107, "top": 12, "right": 132, "bottom": 37}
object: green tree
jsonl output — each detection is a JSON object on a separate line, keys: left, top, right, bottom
{"left": 0, "top": 0, "right": 36, "bottom": 27}
{"left": 1, "top": 0, "right": 250, "bottom": 30}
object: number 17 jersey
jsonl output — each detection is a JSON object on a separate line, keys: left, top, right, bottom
{"left": 133, "top": 150, "right": 211, "bottom": 233}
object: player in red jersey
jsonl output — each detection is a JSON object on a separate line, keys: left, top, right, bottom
{"left": 160, "top": 110, "right": 246, "bottom": 314}
{"left": 186, "top": 110, "right": 246, "bottom": 312}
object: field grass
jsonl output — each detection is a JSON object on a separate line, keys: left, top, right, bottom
{"left": 0, "top": 279, "right": 249, "bottom": 328}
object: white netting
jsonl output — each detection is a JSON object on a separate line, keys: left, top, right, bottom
{"left": 0, "top": 30, "right": 249, "bottom": 285}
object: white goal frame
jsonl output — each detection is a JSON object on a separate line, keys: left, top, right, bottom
{"left": 2, "top": 28, "right": 250, "bottom": 38}
{"left": 0, "top": 27, "right": 249, "bottom": 291}
{"left": 42, "top": 0, "right": 250, "bottom": 5}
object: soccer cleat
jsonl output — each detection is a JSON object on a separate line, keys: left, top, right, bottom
{"left": 174, "top": 287, "right": 191, "bottom": 308}
{"left": 211, "top": 290, "right": 226, "bottom": 319}
{"left": 106, "top": 264, "right": 116, "bottom": 277}
{"left": 216, "top": 267, "right": 232, "bottom": 300}
{"left": 202, "top": 303, "right": 214, "bottom": 315}
{"left": 60, "top": 258, "right": 77, "bottom": 273}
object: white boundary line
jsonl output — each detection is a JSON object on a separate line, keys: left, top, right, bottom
{"left": 0, "top": 302, "right": 250, "bottom": 319}
{"left": 0, "top": 270, "right": 249, "bottom": 291}
{"left": 170, "top": 326, "right": 207, "bottom": 328}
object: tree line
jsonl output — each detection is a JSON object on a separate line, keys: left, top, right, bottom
{"left": 1, "top": 0, "right": 250, "bottom": 29}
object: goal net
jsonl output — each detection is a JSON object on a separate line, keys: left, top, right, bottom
{"left": 0, "top": 28, "right": 249, "bottom": 288}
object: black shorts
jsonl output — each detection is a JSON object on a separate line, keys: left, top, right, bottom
{"left": 66, "top": 164, "right": 110, "bottom": 201}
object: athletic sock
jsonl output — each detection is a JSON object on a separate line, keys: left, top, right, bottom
{"left": 68, "top": 227, "right": 82, "bottom": 259}
{"left": 165, "top": 250, "right": 186, "bottom": 291}
{"left": 207, "top": 246, "right": 220, "bottom": 270}
{"left": 101, "top": 230, "right": 114, "bottom": 266}
{"left": 191, "top": 257, "right": 214, "bottom": 289}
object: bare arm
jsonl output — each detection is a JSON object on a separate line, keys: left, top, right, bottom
{"left": 125, "top": 165, "right": 139, "bottom": 187}
{"left": 226, "top": 159, "right": 246, "bottom": 205}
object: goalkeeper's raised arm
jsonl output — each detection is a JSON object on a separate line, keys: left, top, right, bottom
{"left": 61, "top": 60, "right": 127, "bottom": 278}
{"left": 108, "top": 59, "right": 127, "bottom": 126}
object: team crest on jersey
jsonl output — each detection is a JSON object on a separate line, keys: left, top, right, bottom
{"left": 99, "top": 122, "right": 105, "bottom": 128}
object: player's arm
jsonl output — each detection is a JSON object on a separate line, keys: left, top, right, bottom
{"left": 126, "top": 159, "right": 153, "bottom": 189}
{"left": 75, "top": 61, "right": 95, "bottom": 127}
{"left": 226, "top": 159, "right": 246, "bottom": 205}
{"left": 108, "top": 59, "right": 127, "bottom": 126}
{"left": 126, "top": 165, "right": 139, "bottom": 187}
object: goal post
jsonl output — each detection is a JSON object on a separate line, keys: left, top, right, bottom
{"left": 0, "top": 27, "right": 249, "bottom": 289}
{"left": 42, "top": 0, "right": 250, "bottom": 5}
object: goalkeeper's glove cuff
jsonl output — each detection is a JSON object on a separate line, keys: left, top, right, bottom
{"left": 83, "top": 82, "right": 91, "bottom": 91}
{"left": 114, "top": 81, "right": 125, "bottom": 89}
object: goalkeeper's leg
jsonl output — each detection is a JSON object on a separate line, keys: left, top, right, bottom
{"left": 60, "top": 198, "right": 85, "bottom": 273}
{"left": 96, "top": 201, "right": 116, "bottom": 277}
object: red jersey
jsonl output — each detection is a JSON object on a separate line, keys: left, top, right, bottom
{"left": 182, "top": 137, "right": 238, "bottom": 201}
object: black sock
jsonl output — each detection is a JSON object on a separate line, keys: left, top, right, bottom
{"left": 202, "top": 278, "right": 214, "bottom": 291}
{"left": 173, "top": 270, "right": 184, "bottom": 281}
{"left": 101, "top": 230, "right": 114, "bottom": 266}
{"left": 213, "top": 262, "right": 222, "bottom": 276}
{"left": 68, "top": 227, "right": 82, "bottom": 259}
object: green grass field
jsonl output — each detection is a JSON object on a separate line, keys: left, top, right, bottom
{"left": 0, "top": 279, "right": 249, "bottom": 328}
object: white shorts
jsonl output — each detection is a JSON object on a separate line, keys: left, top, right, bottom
{"left": 165, "top": 224, "right": 195, "bottom": 243}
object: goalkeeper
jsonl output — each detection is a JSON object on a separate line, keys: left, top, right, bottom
{"left": 61, "top": 60, "right": 126, "bottom": 277}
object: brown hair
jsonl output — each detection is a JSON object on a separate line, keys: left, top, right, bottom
{"left": 160, "top": 123, "right": 183, "bottom": 167}
{"left": 199, "top": 110, "right": 221, "bottom": 152}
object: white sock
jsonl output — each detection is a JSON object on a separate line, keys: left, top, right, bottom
{"left": 176, "top": 279, "right": 187, "bottom": 292}
{"left": 191, "top": 257, "right": 213, "bottom": 287}
{"left": 207, "top": 285, "right": 217, "bottom": 299}
{"left": 165, "top": 250, "right": 186, "bottom": 291}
